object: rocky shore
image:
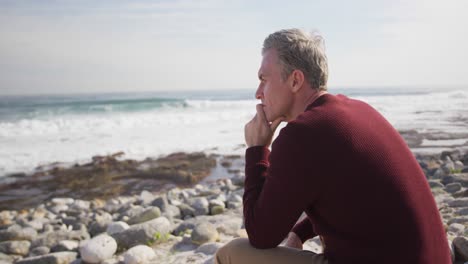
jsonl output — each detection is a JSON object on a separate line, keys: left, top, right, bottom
{"left": 1, "top": 147, "right": 468, "bottom": 263}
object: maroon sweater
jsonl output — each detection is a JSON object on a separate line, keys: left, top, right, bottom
{"left": 243, "top": 94, "right": 451, "bottom": 264}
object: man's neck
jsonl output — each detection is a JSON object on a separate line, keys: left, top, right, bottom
{"left": 289, "top": 89, "right": 328, "bottom": 121}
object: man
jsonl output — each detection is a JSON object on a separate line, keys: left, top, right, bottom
{"left": 215, "top": 29, "right": 451, "bottom": 263}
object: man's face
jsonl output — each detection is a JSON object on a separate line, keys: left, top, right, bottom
{"left": 256, "top": 49, "right": 293, "bottom": 122}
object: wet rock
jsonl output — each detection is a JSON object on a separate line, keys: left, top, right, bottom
{"left": 123, "top": 245, "right": 156, "bottom": 264}
{"left": 79, "top": 234, "right": 117, "bottom": 263}
{"left": 16, "top": 251, "right": 77, "bottom": 264}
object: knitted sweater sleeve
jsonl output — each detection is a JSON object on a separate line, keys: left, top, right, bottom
{"left": 243, "top": 124, "right": 321, "bottom": 249}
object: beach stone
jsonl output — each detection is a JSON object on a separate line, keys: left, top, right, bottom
{"left": 106, "top": 222, "right": 130, "bottom": 235}
{"left": 0, "top": 240, "right": 31, "bottom": 256}
{"left": 151, "top": 196, "right": 169, "bottom": 212}
{"left": 458, "top": 208, "right": 468, "bottom": 216}
{"left": 210, "top": 205, "right": 224, "bottom": 215}
{"left": 123, "top": 245, "right": 156, "bottom": 264}
{"left": 51, "top": 198, "right": 75, "bottom": 205}
{"left": 446, "top": 183, "right": 463, "bottom": 193}
{"left": 0, "top": 252, "right": 13, "bottom": 262}
{"left": 139, "top": 191, "right": 155, "bottom": 205}
{"left": 30, "top": 246, "right": 50, "bottom": 256}
{"left": 112, "top": 217, "right": 171, "bottom": 249}
{"left": 195, "top": 242, "right": 223, "bottom": 255}
{"left": 191, "top": 223, "right": 219, "bottom": 245}
{"left": 49, "top": 205, "right": 69, "bottom": 215}
{"left": 454, "top": 236, "right": 468, "bottom": 261}
{"left": 127, "top": 207, "right": 161, "bottom": 225}
{"left": 231, "top": 173, "right": 245, "bottom": 186}
{"left": 0, "top": 225, "right": 37, "bottom": 242}
{"left": 449, "top": 217, "right": 468, "bottom": 225}
{"left": 70, "top": 200, "right": 90, "bottom": 211}
{"left": 31, "top": 228, "right": 90, "bottom": 248}
{"left": 79, "top": 234, "right": 117, "bottom": 263}
{"left": 428, "top": 180, "right": 444, "bottom": 189}
{"left": 178, "top": 204, "right": 196, "bottom": 218}
{"left": 449, "top": 198, "right": 468, "bottom": 208}
{"left": 189, "top": 198, "right": 209, "bottom": 216}
{"left": 25, "top": 220, "right": 45, "bottom": 231}
{"left": 51, "top": 240, "right": 79, "bottom": 252}
{"left": 456, "top": 161, "right": 465, "bottom": 171}
{"left": 162, "top": 204, "right": 181, "bottom": 220}
{"left": 15, "top": 251, "right": 77, "bottom": 264}
{"left": 449, "top": 223, "right": 466, "bottom": 236}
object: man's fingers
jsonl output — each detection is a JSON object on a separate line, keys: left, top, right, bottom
{"left": 270, "top": 117, "right": 284, "bottom": 132}
{"left": 255, "top": 104, "right": 267, "bottom": 123}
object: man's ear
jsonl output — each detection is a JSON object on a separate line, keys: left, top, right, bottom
{"left": 290, "top": 70, "right": 305, "bottom": 93}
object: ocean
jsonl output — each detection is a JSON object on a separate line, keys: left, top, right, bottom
{"left": 1, "top": 87, "right": 467, "bottom": 177}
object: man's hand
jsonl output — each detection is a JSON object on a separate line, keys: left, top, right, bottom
{"left": 244, "top": 104, "right": 284, "bottom": 147}
{"left": 284, "top": 232, "right": 303, "bottom": 250}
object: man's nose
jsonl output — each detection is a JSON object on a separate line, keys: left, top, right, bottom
{"left": 255, "top": 85, "right": 263, "bottom": 100}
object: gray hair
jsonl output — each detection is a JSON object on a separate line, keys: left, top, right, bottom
{"left": 262, "top": 28, "right": 328, "bottom": 91}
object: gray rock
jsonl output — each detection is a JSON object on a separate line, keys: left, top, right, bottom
{"left": 0, "top": 240, "right": 31, "bottom": 256}
{"left": 449, "top": 217, "right": 468, "bottom": 225}
{"left": 152, "top": 196, "right": 169, "bottom": 212}
{"left": 449, "top": 198, "right": 468, "bottom": 208}
{"left": 191, "top": 223, "right": 219, "bottom": 245}
{"left": 446, "top": 183, "right": 463, "bottom": 193}
{"left": 210, "top": 205, "right": 224, "bottom": 215}
{"left": 49, "top": 205, "right": 69, "bottom": 215}
{"left": 139, "top": 190, "right": 155, "bottom": 205}
{"left": 449, "top": 223, "right": 466, "bottom": 236}
{"left": 227, "top": 202, "right": 242, "bottom": 209}
{"left": 123, "top": 245, "right": 156, "bottom": 264}
{"left": 29, "top": 246, "right": 50, "bottom": 257}
{"left": 31, "top": 228, "right": 90, "bottom": 248}
{"left": 189, "top": 197, "right": 209, "bottom": 216}
{"left": 455, "top": 161, "right": 465, "bottom": 171}
{"left": 195, "top": 242, "right": 223, "bottom": 255}
{"left": 79, "top": 234, "right": 117, "bottom": 264}
{"left": 127, "top": 207, "right": 161, "bottom": 225}
{"left": 458, "top": 208, "right": 468, "bottom": 216}
{"left": 428, "top": 180, "right": 444, "bottom": 189}
{"left": 0, "top": 225, "right": 37, "bottom": 242}
{"left": 106, "top": 222, "right": 130, "bottom": 235}
{"left": 178, "top": 204, "right": 196, "bottom": 218}
{"left": 162, "top": 204, "right": 182, "bottom": 220}
{"left": 231, "top": 173, "right": 245, "bottom": 186}
{"left": 0, "top": 252, "right": 13, "bottom": 262}
{"left": 112, "top": 217, "right": 171, "bottom": 249}
{"left": 51, "top": 198, "right": 74, "bottom": 205}
{"left": 454, "top": 236, "right": 468, "bottom": 261}
{"left": 70, "top": 200, "right": 90, "bottom": 211}
{"left": 51, "top": 240, "right": 79, "bottom": 252}
{"left": 15, "top": 251, "right": 77, "bottom": 264}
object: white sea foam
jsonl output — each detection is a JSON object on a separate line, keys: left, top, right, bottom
{"left": 0, "top": 89, "right": 467, "bottom": 176}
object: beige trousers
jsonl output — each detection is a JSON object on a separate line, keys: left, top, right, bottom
{"left": 215, "top": 238, "right": 329, "bottom": 264}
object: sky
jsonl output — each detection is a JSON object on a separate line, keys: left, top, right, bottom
{"left": 0, "top": 0, "right": 467, "bottom": 95}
